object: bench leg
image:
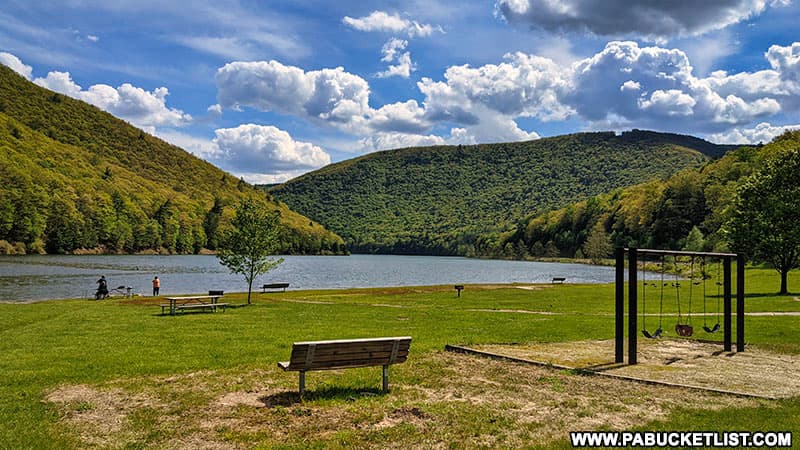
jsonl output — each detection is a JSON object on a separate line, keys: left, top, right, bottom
{"left": 299, "top": 371, "right": 306, "bottom": 396}
{"left": 382, "top": 365, "right": 389, "bottom": 392}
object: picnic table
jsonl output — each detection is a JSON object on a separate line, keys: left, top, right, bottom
{"left": 161, "top": 295, "right": 227, "bottom": 315}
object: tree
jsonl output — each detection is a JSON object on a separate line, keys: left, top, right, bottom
{"left": 650, "top": 171, "right": 707, "bottom": 248}
{"left": 217, "top": 199, "right": 284, "bottom": 304}
{"left": 682, "top": 226, "right": 706, "bottom": 252}
{"left": 726, "top": 147, "right": 800, "bottom": 294}
{"left": 582, "top": 222, "right": 613, "bottom": 263}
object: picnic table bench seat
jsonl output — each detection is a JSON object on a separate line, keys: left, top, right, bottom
{"left": 551, "top": 277, "right": 566, "bottom": 284}
{"left": 160, "top": 302, "right": 228, "bottom": 314}
{"left": 262, "top": 283, "right": 290, "bottom": 292}
{"left": 278, "top": 336, "right": 412, "bottom": 395}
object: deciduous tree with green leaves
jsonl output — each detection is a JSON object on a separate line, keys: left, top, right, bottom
{"left": 582, "top": 222, "right": 613, "bottom": 264}
{"left": 726, "top": 147, "right": 800, "bottom": 295}
{"left": 217, "top": 199, "right": 284, "bottom": 304}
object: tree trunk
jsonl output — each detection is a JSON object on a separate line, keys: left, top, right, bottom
{"left": 247, "top": 266, "right": 254, "bottom": 305}
{"left": 780, "top": 268, "right": 788, "bottom": 295}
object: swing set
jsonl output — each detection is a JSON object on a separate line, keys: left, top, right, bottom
{"left": 640, "top": 255, "right": 723, "bottom": 339}
{"left": 614, "top": 248, "right": 745, "bottom": 365}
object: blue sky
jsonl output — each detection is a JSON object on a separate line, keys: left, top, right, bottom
{"left": 1, "top": 0, "right": 799, "bottom": 183}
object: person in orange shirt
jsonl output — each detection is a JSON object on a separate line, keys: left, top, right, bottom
{"left": 152, "top": 276, "right": 160, "bottom": 296}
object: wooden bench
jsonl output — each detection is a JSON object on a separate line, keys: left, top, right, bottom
{"left": 551, "top": 277, "right": 566, "bottom": 284}
{"left": 262, "top": 283, "right": 290, "bottom": 292}
{"left": 278, "top": 337, "right": 412, "bottom": 395}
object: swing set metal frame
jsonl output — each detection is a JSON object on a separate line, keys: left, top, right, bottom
{"left": 615, "top": 248, "right": 745, "bottom": 365}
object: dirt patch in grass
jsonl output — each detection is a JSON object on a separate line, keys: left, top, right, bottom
{"left": 475, "top": 339, "right": 800, "bottom": 399}
{"left": 405, "top": 352, "right": 763, "bottom": 445}
{"left": 45, "top": 384, "right": 164, "bottom": 447}
{"left": 514, "top": 285, "right": 547, "bottom": 291}
{"left": 43, "top": 349, "right": 778, "bottom": 448}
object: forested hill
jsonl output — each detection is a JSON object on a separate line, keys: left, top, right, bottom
{"left": 490, "top": 133, "right": 791, "bottom": 261}
{"left": 270, "top": 131, "right": 737, "bottom": 255}
{"left": 0, "top": 64, "right": 344, "bottom": 255}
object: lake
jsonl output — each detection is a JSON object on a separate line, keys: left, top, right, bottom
{"left": 0, "top": 254, "right": 618, "bottom": 302}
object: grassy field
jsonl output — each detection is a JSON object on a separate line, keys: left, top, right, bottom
{"left": 1, "top": 267, "right": 798, "bottom": 448}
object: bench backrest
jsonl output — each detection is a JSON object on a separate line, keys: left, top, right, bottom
{"left": 288, "top": 337, "right": 411, "bottom": 371}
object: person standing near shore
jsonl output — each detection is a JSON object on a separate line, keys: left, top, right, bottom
{"left": 152, "top": 276, "right": 160, "bottom": 296}
{"left": 95, "top": 275, "right": 108, "bottom": 300}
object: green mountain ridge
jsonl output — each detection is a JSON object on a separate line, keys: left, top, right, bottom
{"left": 0, "top": 64, "right": 344, "bottom": 255}
{"left": 270, "top": 130, "right": 738, "bottom": 255}
{"left": 494, "top": 132, "right": 795, "bottom": 260}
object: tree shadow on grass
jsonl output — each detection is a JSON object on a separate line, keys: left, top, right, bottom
{"left": 260, "top": 386, "right": 386, "bottom": 407}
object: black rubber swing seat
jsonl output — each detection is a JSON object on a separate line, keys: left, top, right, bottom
{"left": 642, "top": 327, "right": 663, "bottom": 339}
{"left": 703, "top": 323, "right": 720, "bottom": 333}
{"left": 675, "top": 323, "right": 694, "bottom": 337}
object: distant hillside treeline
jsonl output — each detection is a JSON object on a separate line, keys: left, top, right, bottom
{"left": 270, "top": 131, "right": 737, "bottom": 255}
{"left": 486, "top": 133, "right": 800, "bottom": 260}
{"left": 0, "top": 65, "right": 345, "bottom": 255}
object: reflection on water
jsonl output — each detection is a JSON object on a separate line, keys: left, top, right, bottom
{"left": 0, "top": 254, "right": 618, "bottom": 302}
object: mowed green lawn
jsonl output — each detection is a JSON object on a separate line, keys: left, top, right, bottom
{"left": 1, "top": 267, "right": 799, "bottom": 448}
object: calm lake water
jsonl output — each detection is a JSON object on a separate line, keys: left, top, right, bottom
{"left": 0, "top": 254, "right": 618, "bottom": 302}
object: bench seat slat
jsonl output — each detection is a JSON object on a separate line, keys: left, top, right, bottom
{"left": 289, "top": 349, "right": 408, "bottom": 365}
{"left": 176, "top": 303, "right": 228, "bottom": 309}
{"left": 292, "top": 337, "right": 412, "bottom": 346}
{"left": 290, "top": 342, "right": 410, "bottom": 356}
{"left": 280, "top": 357, "right": 409, "bottom": 371}
{"left": 290, "top": 342, "right": 409, "bottom": 355}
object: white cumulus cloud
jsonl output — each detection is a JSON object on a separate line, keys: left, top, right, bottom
{"left": 216, "top": 60, "right": 370, "bottom": 133}
{"left": 0, "top": 52, "right": 33, "bottom": 79}
{"left": 213, "top": 40, "right": 800, "bottom": 153}
{"left": 567, "top": 41, "right": 781, "bottom": 132}
{"left": 213, "top": 124, "right": 331, "bottom": 174}
{"left": 342, "top": 11, "right": 443, "bottom": 38}
{"left": 766, "top": 41, "right": 800, "bottom": 83}
{"left": 370, "top": 100, "right": 430, "bottom": 134}
{"left": 377, "top": 38, "right": 416, "bottom": 78}
{"left": 358, "top": 132, "right": 445, "bottom": 153}
{"left": 418, "top": 52, "right": 572, "bottom": 122}
{"left": 34, "top": 71, "right": 191, "bottom": 128}
{"left": 709, "top": 122, "right": 800, "bottom": 144}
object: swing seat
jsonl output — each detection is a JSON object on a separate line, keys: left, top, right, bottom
{"left": 703, "top": 323, "right": 720, "bottom": 333}
{"left": 675, "top": 324, "right": 693, "bottom": 337}
{"left": 642, "top": 327, "right": 662, "bottom": 339}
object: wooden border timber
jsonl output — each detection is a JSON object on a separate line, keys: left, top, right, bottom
{"left": 444, "top": 344, "right": 777, "bottom": 400}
